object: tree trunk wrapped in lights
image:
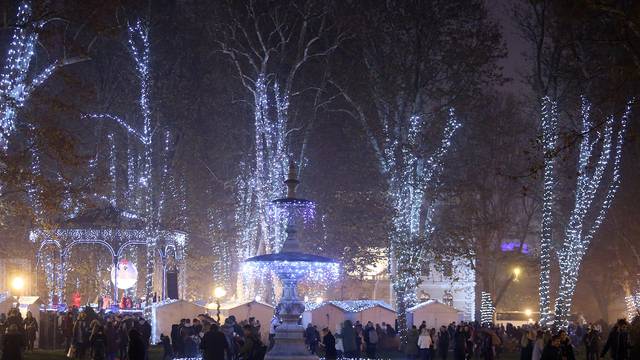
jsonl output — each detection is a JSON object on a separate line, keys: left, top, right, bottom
{"left": 539, "top": 96, "right": 632, "bottom": 328}
{"left": 0, "top": 0, "right": 88, "bottom": 150}
{"left": 214, "top": 0, "right": 343, "bottom": 300}
{"left": 88, "top": 20, "right": 157, "bottom": 315}
{"left": 539, "top": 96, "right": 558, "bottom": 327}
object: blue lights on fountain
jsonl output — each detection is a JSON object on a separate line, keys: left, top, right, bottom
{"left": 244, "top": 163, "right": 339, "bottom": 360}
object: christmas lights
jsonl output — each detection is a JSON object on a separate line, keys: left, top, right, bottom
{"left": 0, "top": 1, "right": 67, "bottom": 148}
{"left": 241, "top": 260, "right": 340, "bottom": 285}
{"left": 480, "top": 291, "right": 494, "bottom": 325}
{"left": 539, "top": 96, "right": 558, "bottom": 327}
{"left": 233, "top": 74, "right": 292, "bottom": 300}
{"left": 625, "top": 295, "right": 639, "bottom": 322}
{"left": 537, "top": 97, "right": 632, "bottom": 329}
{"left": 385, "top": 109, "right": 461, "bottom": 336}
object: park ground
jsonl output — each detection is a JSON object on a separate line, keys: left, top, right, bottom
{"left": 23, "top": 347, "right": 580, "bottom": 360}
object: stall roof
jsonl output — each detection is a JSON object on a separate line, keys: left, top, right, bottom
{"left": 407, "top": 300, "right": 461, "bottom": 313}
{"left": 305, "top": 300, "right": 395, "bottom": 313}
{"left": 219, "top": 300, "right": 275, "bottom": 311}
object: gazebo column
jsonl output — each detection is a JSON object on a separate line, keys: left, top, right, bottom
{"left": 58, "top": 253, "right": 67, "bottom": 306}
{"left": 161, "top": 255, "right": 168, "bottom": 301}
{"left": 113, "top": 255, "right": 119, "bottom": 307}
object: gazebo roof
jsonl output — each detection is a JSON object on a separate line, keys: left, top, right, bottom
{"left": 62, "top": 202, "right": 144, "bottom": 229}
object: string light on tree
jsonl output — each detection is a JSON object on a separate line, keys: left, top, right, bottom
{"left": 386, "top": 109, "right": 461, "bottom": 338}
{"left": 538, "top": 96, "right": 633, "bottom": 329}
{"left": 539, "top": 96, "right": 558, "bottom": 327}
{"left": 0, "top": 1, "right": 75, "bottom": 149}
{"left": 480, "top": 291, "right": 494, "bottom": 325}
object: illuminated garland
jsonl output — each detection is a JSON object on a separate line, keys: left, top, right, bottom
{"left": 480, "top": 291, "right": 494, "bottom": 325}
{"left": 0, "top": 1, "right": 38, "bottom": 148}
{"left": 234, "top": 74, "right": 290, "bottom": 301}
{"left": 386, "top": 110, "right": 460, "bottom": 337}
{"left": 304, "top": 300, "right": 394, "bottom": 313}
{"left": 539, "top": 96, "right": 558, "bottom": 327}
{"left": 86, "top": 19, "right": 160, "bottom": 314}
{"left": 241, "top": 260, "right": 340, "bottom": 285}
{"left": 538, "top": 97, "right": 632, "bottom": 329}
{"left": 625, "top": 295, "right": 640, "bottom": 322}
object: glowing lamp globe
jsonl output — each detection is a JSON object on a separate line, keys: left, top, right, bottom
{"left": 110, "top": 259, "right": 138, "bottom": 290}
{"left": 11, "top": 276, "right": 25, "bottom": 291}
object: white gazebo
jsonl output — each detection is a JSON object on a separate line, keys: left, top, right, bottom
{"left": 30, "top": 204, "right": 187, "bottom": 306}
{"left": 407, "top": 300, "right": 462, "bottom": 329}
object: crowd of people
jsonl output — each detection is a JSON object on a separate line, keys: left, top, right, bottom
{"left": 0, "top": 305, "right": 152, "bottom": 360}
{"left": 304, "top": 320, "right": 398, "bottom": 359}
{"left": 162, "top": 315, "right": 267, "bottom": 360}
{"left": 2, "top": 305, "right": 640, "bottom": 360}
{"left": 0, "top": 308, "right": 38, "bottom": 360}
{"left": 394, "top": 318, "right": 640, "bottom": 360}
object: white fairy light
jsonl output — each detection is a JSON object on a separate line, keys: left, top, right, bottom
{"left": 234, "top": 74, "right": 290, "bottom": 300}
{"left": 0, "top": 1, "right": 64, "bottom": 149}
{"left": 480, "top": 291, "right": 494, "bottom": 325}
{"left": 539, "top": 96, "right": 558, "bottom": 327}
{"left": 387, "top": 109, "right": 461, "bottom": 337}
{"left": 241, "top": 260, "right": 340, "bottom": 285}
{"left": 538, "top": 97, "right": 632, "bottom": 329}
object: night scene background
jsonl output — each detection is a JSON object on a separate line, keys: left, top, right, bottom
{"left": 1, "top": 1, "right": 640, "bottom": 357}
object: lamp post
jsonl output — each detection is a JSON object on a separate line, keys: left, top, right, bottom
{"left": 213, "top": 287, "right": 226, "bottom": 323}
{"left": 11, "top": 275, "right": 25, "bottom": 298}
{"left": 513, "top": 266, "right": 522, "bottom": 281}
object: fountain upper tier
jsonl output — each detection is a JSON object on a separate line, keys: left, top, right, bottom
{"left": 244, "top": 162, "right": 338, "bottom": 276}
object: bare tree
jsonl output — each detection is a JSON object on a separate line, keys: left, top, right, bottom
{"left": 211, "top": 0, "right": 344, "bottom": 300}
{"left": 331, "top": 0, "right": 504, "bottom": 337}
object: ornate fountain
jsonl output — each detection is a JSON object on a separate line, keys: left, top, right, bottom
{"left": 244, "top": 163, "right": 339, "bottom": 360}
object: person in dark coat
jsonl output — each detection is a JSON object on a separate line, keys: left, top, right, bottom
{"left": 405, "top": 326, "right": 419, "bottom": 359}
{"left": 601, "top": 319, "right": 630, "bottom": 360}
{"left": 23, "top": 311, "right": 38, "bottom": 351}
{"left": 171, "top": 323, "right": 182, "bottom": 356}
{"left": 438, "top": 326, "right": 450, "bottom": 360}
{"left": 128, "top": 329, "right": 147, "bottom": 360}
{"left": 105, "top": 320, "right": 119, "bottom": 360}
{"left": 541, "top": 335, "right": 561, "bottom": 360}
{"left": 201, "top": 323, "right": 229, "bottom": 360}
{"left": 454, "top": 326, "right": 467, "bottom": 360}
{"left": 558, "top": 330, "right": 575, "bottom": 360}
{"left": 322, "top": 328, "right": 337, "bottom": 360}
{"left": 583, "top": 327, "right": 600, "bottom": 360}
{"left": 2, "top": 324, "right": 25, "bottom": 360}
{"left": 305, "top": 323, "right": 319, "bottom": 354}
{"left": 89, "top": 324, "right": 107, "bottom": 360}
{"left": 341, "top": 320, "right": 357, "bottom": 357}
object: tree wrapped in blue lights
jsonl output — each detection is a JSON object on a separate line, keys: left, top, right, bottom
{"left": 0, "top": 0, "right": 86, "bottom": 150}
{"left": 87, "top": 20, "right": 161, "bottom": 313}
{"left": 539, "top": 96, "right": 632, "bottom": 328}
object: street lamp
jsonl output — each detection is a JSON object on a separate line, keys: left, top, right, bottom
{"left": 213, "top": 287, "right": 226, "bottom": 323}
{"left": 11, "top": 276, "right": 25, "bottom": 297}
{"left": 524, "top": 308, "right": 532, "bottom": 317}
{"left": 512, "top": 267, "right": 522, "bottom": 281}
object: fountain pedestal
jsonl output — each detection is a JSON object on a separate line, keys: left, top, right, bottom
{"left": 265, "top": 276, "right": 317, "bottom": 360}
